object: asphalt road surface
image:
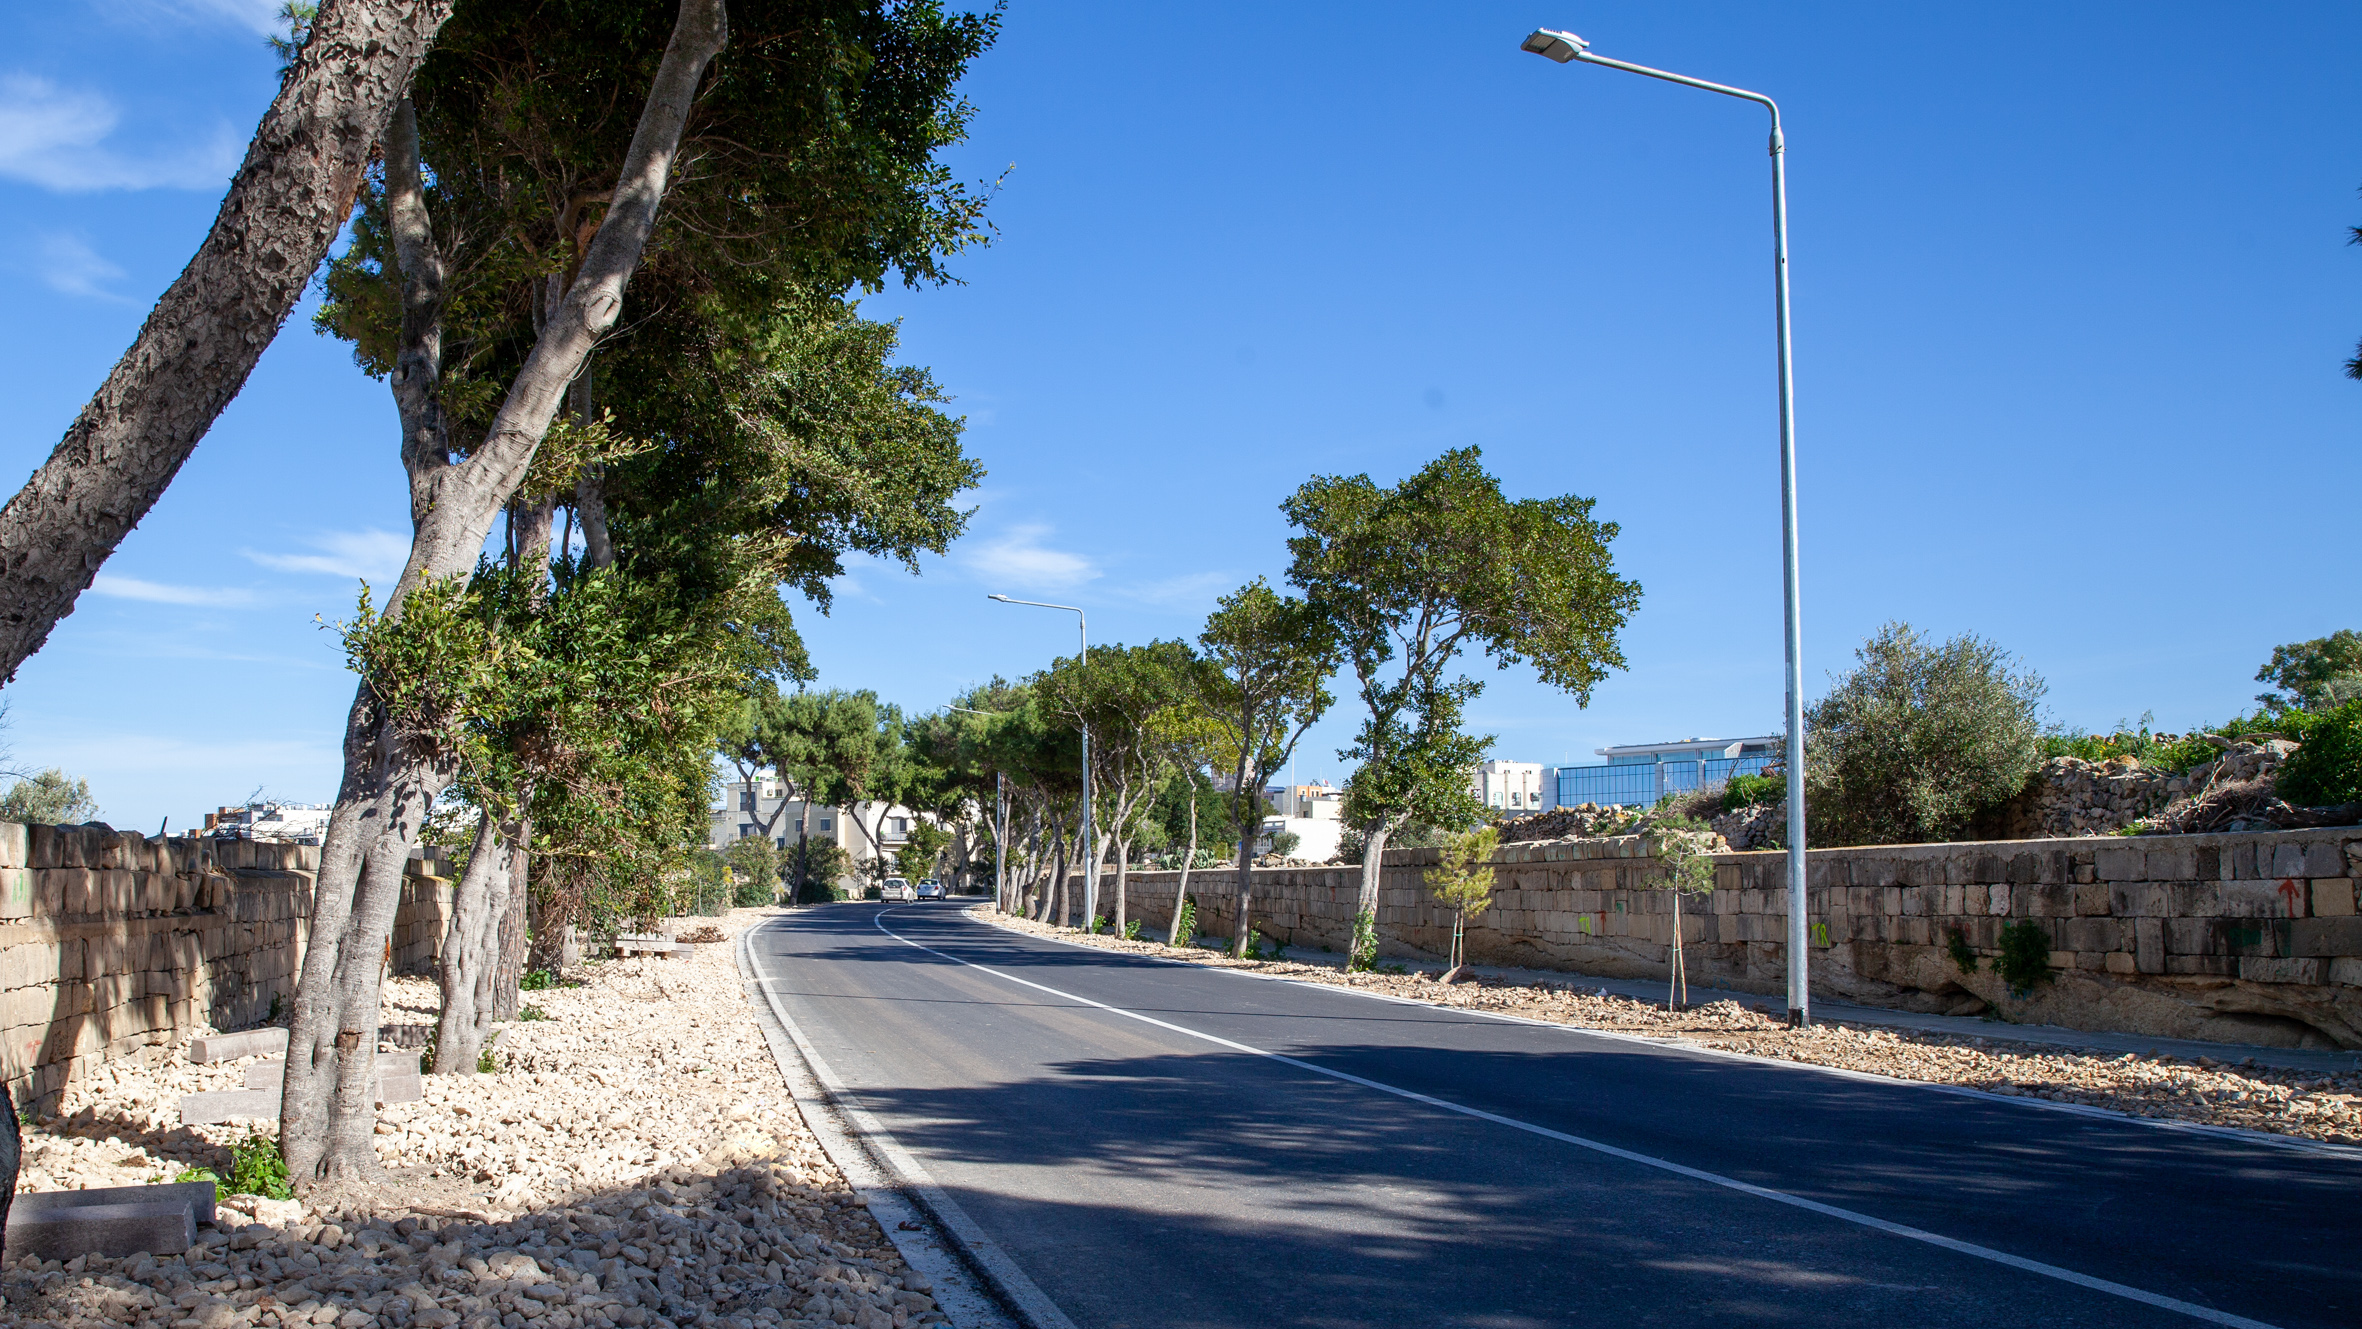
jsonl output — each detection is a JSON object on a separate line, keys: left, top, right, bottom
{"left": 745, "top": 902, "right": 2361, "bottom": 1329}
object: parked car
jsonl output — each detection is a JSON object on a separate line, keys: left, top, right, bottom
{"left": 882, "top": 877, "right": 916, "bottom": 902}
{"left": 916, "top": 878, "right": 946, "bottom": 900}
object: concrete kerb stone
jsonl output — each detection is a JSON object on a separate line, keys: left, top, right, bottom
{"left": 240, "top": 1052, "right": 413, "bottom": 1089}
{"left": 181, "top": 1070, "right": 422, "bottom": 1124}
{"left": 187, "top": 1028, "right": 288, "bottom": 1063}
{"left": 5, "top": 1180, "right": 216, "bottom": 1259}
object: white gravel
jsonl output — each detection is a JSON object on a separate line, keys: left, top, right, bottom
{"left": 2, "top": 909, "right": 942, "bottom": 1329}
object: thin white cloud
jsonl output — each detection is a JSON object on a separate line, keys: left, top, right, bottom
{"left": 1121, "top": 570, "right": 1234, "bottom": 608}
{"left": 962, "top": 523, "right": 1099, "bottom": 591}
{"left": 0, "top": 75, "right": 242, "bottom": 193}
{"left": 241, "top": 529, "right": 410, "bottom": 583}
{"left": 34, "top": 232, "right": 130, "bottom": 301}
{"left": 153, "top": 0, "right": 285, "bottom": 36}
{"left": 89, "top": 574, "right": 255, "bottom": 608}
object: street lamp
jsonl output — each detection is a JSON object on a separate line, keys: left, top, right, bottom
{"left": 950, "top": 705, "right": 1012, "bottom": 911}
{"left": 988, "top": 594, "right": 1096, "bottom": 930}
{"left": 1522, "top": 27, "right": 1813, "bottom": 1026}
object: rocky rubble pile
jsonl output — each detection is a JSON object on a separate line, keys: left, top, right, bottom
{"left": 1708, "top": 803, "right": 1781, "bottom": 850}
{"left": 2, "top": 910, "right": 942, "bottom": 1329}
{"left": 980, "top": 906, "right": 2362, "bottom": 1146}
{"left": 1494, "top": 804, "right": 1631, "bottom": 843}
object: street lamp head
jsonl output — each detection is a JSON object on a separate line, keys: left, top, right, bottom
{"left": 1520, "top": 28, "right": 1589, "bottom": 63}
{"left": 988, "top": 593, "right": 1012, "bottom": 602}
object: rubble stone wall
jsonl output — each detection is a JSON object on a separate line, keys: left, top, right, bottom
{"left": 1105, "top": 825, "right": 2362, "bottom": 1050}
{"left": 0, "top": 823, "right": 453, "bottom": 1109}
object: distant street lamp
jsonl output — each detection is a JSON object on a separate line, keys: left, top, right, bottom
{"left": 949, "top": 705, "right": 1012, "bottom": 909}
{"left": 1521, "top": 27, "right": 1813, "bottom": 1025}
{"left": 988, "top": 594, "right": 1096, "bottom": 929}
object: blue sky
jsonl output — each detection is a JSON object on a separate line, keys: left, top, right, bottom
{"left": 1, "top": 1, "right": 2357, "bottom": 830}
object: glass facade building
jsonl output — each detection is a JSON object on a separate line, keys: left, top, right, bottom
{"left": 1555, "top": 737, "right": 1779, "bottom": 808}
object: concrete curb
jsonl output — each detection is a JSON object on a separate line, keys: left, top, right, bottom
{"left": 735, "top": 913, "right": 1074, "bottom": 1329}
{"left": 968, "top": 905, "right": 2362, "bottom": 1163}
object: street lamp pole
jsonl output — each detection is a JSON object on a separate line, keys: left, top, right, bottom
{"left": 1522, "top": 27, "right": 1812, "bottom": 1025}
{"left": 989, "top": 595, "right": 1095, "bottom": 930}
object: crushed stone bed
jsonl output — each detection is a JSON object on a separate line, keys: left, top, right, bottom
{"left": 974, "top": 905, "right": 2362, "bottom": 1146}
{"left": 3, "top": 909, "right": 941, "bottom": 1329}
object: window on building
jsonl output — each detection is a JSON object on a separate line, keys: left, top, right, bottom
{"left": 890, "top": 817, "right": 909, "bottom": 835}
{"left": 739, "top": 791, "right": 756, "bottom": 811}
{"left": 739, "top": 824, "right": 754, "bottom": 839}
{"left": 819, "top": 819, "right": 833, "bottom": 832}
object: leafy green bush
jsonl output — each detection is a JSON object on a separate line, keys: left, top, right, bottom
{"left": 1805, "top": 622, "right": 2046, "bottom": 846}
{"left": 2039, "top": 714, "right": 2214, "bottom": 775}
{"left": 1122, "top": 920, "right": 1142, "bottom": 940}
{"left": 2277, "top": 700, "right": 2362, "bottom": 806}
{"left": 519, "top": 969, "right": 554, "bottom": 992}
{"left": 1722, "top": 773, "right": 1784, "bottom": 813}
{"left": 227, "top": 1131, "right": 293, "bottom": 1200}
{"left": 1171, "top": 898, "right": 1197, "bottom": 946}
{"left": 732, "top": 880, "right": 776, "bottom": 907}
{"left": 1994, "top": 920, "right": 2053, "bottom": 997}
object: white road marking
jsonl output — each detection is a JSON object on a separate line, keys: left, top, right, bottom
{"left": 877, "top": 908, "right": 2285, "bottom": 1329}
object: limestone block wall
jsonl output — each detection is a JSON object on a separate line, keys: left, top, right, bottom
{"left": 1102, "top": 825, "right": 2362, "bottom": 1051}
{"left": 0, "top": 824, "right": 455, "bottom": 1109}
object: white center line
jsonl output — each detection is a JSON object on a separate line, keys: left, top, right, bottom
{"left": 875, "top": 908, "right": 2283, "bottom": 1329}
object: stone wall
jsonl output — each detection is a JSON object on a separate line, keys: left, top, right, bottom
{"left": 1102, "top": 825, "right": 2362, "bottom": 1050}
{"left": 0, "top": 823, "right": 454, "bottom": 1110}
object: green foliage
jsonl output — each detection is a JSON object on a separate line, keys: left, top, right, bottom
{"left": 1087, "top": 914, "right": 1106, "bottom": 935}
{"left": 793, "top": 839, "right": 853, "bottom": 902}
{"left": 2038, "top": 713, "right": 2214, "bottom": 775}
{"left": 1171, "top": 898, "right": 1197, "bottom": 947}
{"left": 1287, "top": 448, "right": 1636, "bottom": 855}
{"left": 1264, "top": 829, "right": 1301, "bottom": 859}
{"left": 2277, "top": 700, "right": 2362, "bottom": 806}
{"left": 725, "top": 837, "right": 783, "bottom": 902}
{"left": 897, "top": 819, "right": 952, "bottom": 882}
{"left": 478, "top": 1047, "right": 501, "bottom": 1074}
{"left": 519, "top": 970, "right": 555, "bottom": 992}
{"left": 2255, "top": 630, "right": 2362, "bottom": 713}
{"left": 1426, "top": 825, "right": 1500, "bottom": 969}
{"left": 1349, "top": 909, "right": 1378, "bottom": 972}
{"left": 1240, "top": 928, "right": 1281, "bottom": 961}
{"left": 172, "top": 1166, "right": 220, "bottom": 1185}
{"left": 1122, "top": 920, "right": 1142, "bottom": 941}
{"left": 226, "top": 1131, "right": 293, "bottom": 1201}
{"left": 1194, "top": 580, "right": 1340, "bottom": 859}
{"left": 1649, "top": 819, "right": 1717, "bottom": 897}
{"left": 1994, "top": 920, "right": 2054, "bottom": 997}
{"left": 1721, "top": 773, "right": 1785, "bottom": 813}
{"left": 0, "top": 768, "right": 99, "bottom": 826}
{"left": 518, "top": 1004, "right": 549, "bottom": 1022}
{"left": 1805, "top": 622, "right": 2046, "bottom": 847}
{"left": 1946, "top": 928, "right": 1979, "bottom": 976}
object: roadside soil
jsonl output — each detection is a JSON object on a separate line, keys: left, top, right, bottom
{"left": 975, "top": 905, "right": 2362, "bottom": 1147}
{"left": 3, "top": 908, "right": 941, "bottom": 1329}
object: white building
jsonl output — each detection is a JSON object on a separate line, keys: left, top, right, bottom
{"left": 204, "top": 801, "right": 332, "bottom": 846}
{"left": 710, "top": 775, "right": 947, "bottom": 885}
{"left": 1258, "top": 781, "right": 1344, "bottom": 862}
{"left": 1471, "top": 760, "right": 1548, "bottom": 813}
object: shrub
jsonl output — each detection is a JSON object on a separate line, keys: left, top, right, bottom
{"left": 2277, "top": 700, "right": 2362, "bottom": 806}
{"left": 732, "top": 880, "right": 776, "bottom": 908}
{"left": 1122, "top": 920, "right": 1142, "bottom": 940}
{"left": 1722, "top": 773, "right": 1784, "bottom": 813}
{"left": 1805, "top": 622, "right": 2045, "bottom": 847}
{"left": 2038, "top": 713, "right": 2214, "bottom": 775}
{"left": 227, "top": 1131, "right": 293, "bottom": 1200}
{"left": 1994, "top": 920, "right": 2053, "bottom": 997}
{"left": 1171, "top": 898, "right": 1197, "bottom": 946}
{"left": 519, "top": 969, "right": 555, "bottom": 992}
{"left": 0, "top": 769, "right": 98, "bottom": 825}
{"left": 1349, "top": 908, "right": 1378, "bottom": 971}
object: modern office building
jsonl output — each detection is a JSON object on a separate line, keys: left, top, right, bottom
{"left": 1553, "top": 736, "right": 1780, "bottom": 808}
{"left": 1258, "top": 781, "right": 1343, "bottom": 861}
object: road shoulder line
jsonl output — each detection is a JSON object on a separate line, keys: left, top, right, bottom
{"left": 735, "top": 915, "right": 1079, "bottom": 1329}
{"left": 962, "top": 906, "right": 2362, "bottom": 1163}
{"left": 889, "top": 908, "right": 2282, "bottom": 1329}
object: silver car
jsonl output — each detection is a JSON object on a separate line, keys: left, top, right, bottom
{"left": 882, "top": 877, "right": 916, "bottom": 902}
{"left": 915, "top": 878, "right": 946, "bottom": 900}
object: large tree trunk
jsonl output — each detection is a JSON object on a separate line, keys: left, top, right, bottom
{"left": 490, "top": 831, "right": 529, "bottom": 1020}
{"left": 0, "top": 0, "right": 452, "bottom": 684}
{"left": 1111, "top": 836, "right": 1128, "bottom": 936}
{"left": 278, "top": 0, "right": 730, "bottom": 1185}
{"left": 1168, "top": 788, "right": 1197, "bottom": 946}
{"left": 432, "top": 810, "right": 509, "bottom": 1075}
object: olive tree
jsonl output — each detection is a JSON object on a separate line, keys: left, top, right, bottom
{"left": 1804, "top": 621, "right": 2046, "bottom": 847}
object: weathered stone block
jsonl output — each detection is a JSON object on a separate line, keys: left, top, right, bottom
{"left": 2287, "top": 916, "right": 2362, "bottom": 958}
{"left": 2060, "top": 917, "right": 2125, "bottom": 952}
{"left": 2332, "top": 957, "right": 2362, "bottom": 987}
{"left": 2095, "top": 846, "right": 2144, "bottom": 881}
{"left": 2134, "top": 918, "right": 2165, "bottom": 974}
{"left": 5, "top": 1188, "right": 206, "bottom": 1259}
{"left": 2239, "top": 956, "right": 2326, "bottom": 985}
{"left": 2215, "top": 879, "right": 2298, "bottom": 918}
{"left": 2269, "top": 842, "right": 2309, "bottom": 880}
{"left": 2142, "top": 845, "right": 2197, "bottom": 882}
{"left": 187, "top": 1026, "right": 289, "bottom": 1063}
{"left": 1987, "top": 885, "right": 2010, "bottom": 915}
{"left": 2105, "top": 951, "right": 2138, "bottom": 974}
{"left": 2166, "top": 954, "right": 2236, "bottom": 976}
{"left": 2072, "top": 883, "right": 2112, "bottom": 916}
{"left": 0, "top": 824, "right": 23, "bottom": 870}
{"left": 2316, "top": 879, "right": 2358, "bottom": 917}
{"left": 2109, "top": 882, "right": 2168, "bottom": 917}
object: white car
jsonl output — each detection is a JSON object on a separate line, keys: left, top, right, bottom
{"left": 882, "top": 877, "right": 916, "bottom": 902}
{"left": 915, "top": 878, "right": 946, "bottom": 900}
